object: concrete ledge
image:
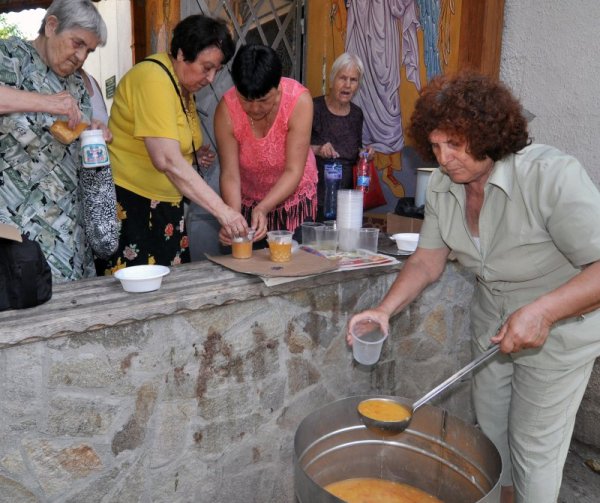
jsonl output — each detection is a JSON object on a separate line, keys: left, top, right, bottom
{"left": 0, "top": 261, "right": 403, "bottom": 348}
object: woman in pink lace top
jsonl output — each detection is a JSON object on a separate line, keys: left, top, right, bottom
{"left": 215, "top": 44, "right": 317, "bottom": 244}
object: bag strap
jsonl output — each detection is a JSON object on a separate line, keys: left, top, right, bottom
{"left": 143, "top": 58, "right": 205, "bottom": 178}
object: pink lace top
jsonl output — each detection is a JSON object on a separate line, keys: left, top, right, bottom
{"left": 223, "top": 77, "right": 317, "bottom": 232}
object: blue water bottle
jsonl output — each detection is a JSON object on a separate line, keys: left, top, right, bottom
{"left": 324, "top": 161, "right": 342, "bottom": 219}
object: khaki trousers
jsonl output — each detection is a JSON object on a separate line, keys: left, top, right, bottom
{"left": 472, "top": 351, "right": 594, "bottom": 503}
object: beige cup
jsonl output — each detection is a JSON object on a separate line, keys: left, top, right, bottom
{"left": 231, "top": 230, "right": 255, "bottom": 259}
{"left": 267, "top": 230, "right": 293, "bottom": 262}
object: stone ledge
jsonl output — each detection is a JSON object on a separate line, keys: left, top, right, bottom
{"left": 0, "top": 260, "right": 404, "bottom": 348}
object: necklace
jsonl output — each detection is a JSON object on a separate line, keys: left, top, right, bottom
{"left": 249, "top": 104, "right": 276, "bottom": 130}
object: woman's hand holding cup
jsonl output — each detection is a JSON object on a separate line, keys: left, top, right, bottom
{"left": 216, "top": 206, "right": 248, "bottom": 244}
{"left": 347, "top": 308, "right": 390, "bottom": 346}
{"left": 250, "top": 206, "right": 269, "bottom": 241}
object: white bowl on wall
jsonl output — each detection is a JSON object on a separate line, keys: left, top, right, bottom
{"left": 390, "top": 233, "right": 419, "bottom": 253}
{"left": 114, "top": 265, "right": 170, "bottom": 293}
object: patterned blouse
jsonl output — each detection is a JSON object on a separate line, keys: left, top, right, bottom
{"left": 0, "top": 37, "right": 95, "bottom": 282}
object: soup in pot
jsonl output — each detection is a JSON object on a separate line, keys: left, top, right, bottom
{"left": 325, "top": 477, "right": 442, "bottom": 503}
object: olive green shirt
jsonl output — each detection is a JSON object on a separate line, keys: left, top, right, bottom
{"left": 419, "top": 144, "right": 600, "bottom": 369}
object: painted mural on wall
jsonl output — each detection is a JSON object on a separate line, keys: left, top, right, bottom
{"left": 346, "top": 0, "right": 421, "bottom": 154}
{"left": 341, "top": 0, "right": 454, "bottom": 200}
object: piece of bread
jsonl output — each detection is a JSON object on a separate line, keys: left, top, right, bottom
{"left": 50, "top": 120, "right": 89, "bottom": 145}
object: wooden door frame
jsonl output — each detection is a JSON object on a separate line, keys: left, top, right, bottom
{"left": 458, "top": 0, "right": 505, "bottom": 78}
{"left": 131, "top": 0, "right": 180, "bottom": 64}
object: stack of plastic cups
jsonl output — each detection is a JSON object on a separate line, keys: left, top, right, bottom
{"left": 336, "top": 189, "right": 363, "bottom": 251}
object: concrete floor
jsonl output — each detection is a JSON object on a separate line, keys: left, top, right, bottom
{"left": 558, "top": 439, "right": 600, "bottom": 502}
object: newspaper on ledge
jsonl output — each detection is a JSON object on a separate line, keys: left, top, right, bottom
{"left": 260, "top": 246, "right": 400, "bottom": 286}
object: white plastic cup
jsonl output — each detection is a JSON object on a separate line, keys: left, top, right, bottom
{"left": 338, "top": 228, "right": 359, "bottom": 252}
{"left": 336, "top": 190, "right": 363, "bottom": 229}
{"left": 315, "top": 226, "right": 338, "bottom": 254}
{"left": 351, "top": 318, "right": 388, "bottom": 365}
{"left": 301, "top": 222, "right": 324, "bottom": 247}
{"left": 357, "top": 227, "right": 379, "bottom": 254}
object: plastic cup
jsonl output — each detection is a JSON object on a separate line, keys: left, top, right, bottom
{"left": 336, "top": 189, "right": 363, "bottom": 229}
{"left": 231, "top": 230, "right": 255, "bottom": 259}
{"left": 267, "top": 230, "right": 293, "bottom": 262}
{"left": 357, "top": 227, "right": 379, "bottom": 254}
{"left": 338, "top": 228, "right": 359, "bottom": 252}
{"left": 315, "top": 226, "right": 338, "bottom": 254}
{"left": 351, "top": 318, "right": 388, "bottom": 365}
{"left": 301, "top": 222, "right": 324, "bottom": 247}
{"left": 323, "top": 220, "right": 337, "bottom": 229}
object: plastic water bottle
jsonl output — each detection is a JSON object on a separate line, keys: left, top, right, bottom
{"left": 355, "top": 151, "right": 370, "bottom": 194}
{"left": 324, "top": 161, "right": 342, "bottom": 219}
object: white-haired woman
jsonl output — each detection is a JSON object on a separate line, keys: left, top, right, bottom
{"left": 310, "top": 52, "right": 372, "bottom": 220}
{"left": 0, "top": 0, "right": 111, "bottom": 281}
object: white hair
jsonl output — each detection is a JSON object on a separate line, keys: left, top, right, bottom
{"left": 40, "top": 0, "right": 107, "bottom": 46}
{"left": 329, "top": 53, "right": 365, "bottom": 87}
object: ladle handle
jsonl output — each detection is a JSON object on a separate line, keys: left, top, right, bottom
{"left": 412, "top": 344, "right": 500, "bottom": 411}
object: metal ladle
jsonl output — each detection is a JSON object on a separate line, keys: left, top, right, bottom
{"left": 358, "top": 345, "right": 500, "bottom": 434}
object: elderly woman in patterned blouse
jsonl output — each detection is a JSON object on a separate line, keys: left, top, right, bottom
{"left": 0, "top": 0, "right": 112, "bottom": 282}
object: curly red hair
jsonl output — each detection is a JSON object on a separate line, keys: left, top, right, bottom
{"left": 408, "top": 71, "right": 530, "bottom": 162}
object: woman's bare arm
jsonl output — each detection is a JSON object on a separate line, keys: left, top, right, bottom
{"left": 214, "top": 99, "right": 247, "bottom": 244}
{"left": 144, "top": 136, "right": 248, "bottom": 239}
{"left": 0, "top": 86, "right": 82, "bottom": 127}
{"left": 347, "top": 246, "right": 451, "bottom": 342}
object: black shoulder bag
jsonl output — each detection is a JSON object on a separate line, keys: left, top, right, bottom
{"left": 0, "top": 234, "right": 52, "bottom": 311}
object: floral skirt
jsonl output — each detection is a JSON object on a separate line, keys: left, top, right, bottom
{"left": 95, "top": 185, "right": 190, "bottom": 276}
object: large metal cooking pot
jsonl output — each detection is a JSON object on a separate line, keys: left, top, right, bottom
{"left": 295, "top": 396, "right": 501, "bottom": 503}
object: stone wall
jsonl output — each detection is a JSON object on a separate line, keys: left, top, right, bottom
{"left": 0, "top": 261, "right": 475, "bottom": 502}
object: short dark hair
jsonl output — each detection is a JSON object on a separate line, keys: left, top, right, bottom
{"left": 231, "top": 44, "right": 282, "bottom": 100}
{"left": 408, "top": 71, "right": 531, "bottom": 162}
{"left": 170, "top": 14, "right": 234, "bottom": 64}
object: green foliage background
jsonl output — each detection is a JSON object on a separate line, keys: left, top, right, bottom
{"left": 0, "top": 14, "right": 24, "bottom": 39}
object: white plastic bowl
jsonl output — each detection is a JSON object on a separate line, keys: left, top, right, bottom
{"left": 114, "top": 265, "right": 170, "bottom": 293}
{"left": 390, "top": 233, "right": 419, "bottom": 253}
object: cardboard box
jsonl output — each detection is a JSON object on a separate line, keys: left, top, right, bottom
{"left": 363, "top": 212, "right": 387, "bottom": 231}
{"left": 0, "top": 223, "right": 22, "bottom": 242}
{"left": 386, "top": 213, "right": 422, "bottom": 234}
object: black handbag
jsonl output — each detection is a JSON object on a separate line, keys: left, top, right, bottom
{"left": 0, "top": 234, "right": 52, "bottom": 311}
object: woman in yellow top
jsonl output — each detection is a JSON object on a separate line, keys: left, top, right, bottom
{"left": 96, "top": 15, "right": 248, "bottom": 273}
